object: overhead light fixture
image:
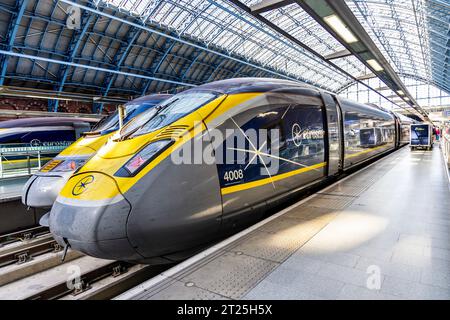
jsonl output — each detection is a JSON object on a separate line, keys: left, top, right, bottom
{"left": 323, "top": 14, "right": 359, "bottom": 44}
{"left": 397, "top": 90, "right": 405, "bottom": 96}
{"left": 366, "top": 59, "right": 384, "bottom": 71}
{"left": 404, "top": 97, "right": 410, "bottom": 101}
{"left": 23, "top": 94, "right": 73, "bottom": 101}
{"left": 0, "top": 92, "right": 74, "bottom": 101}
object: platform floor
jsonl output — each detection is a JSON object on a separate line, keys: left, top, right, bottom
{"left": 120, "top": 146, "right": 450, "bottom": 300}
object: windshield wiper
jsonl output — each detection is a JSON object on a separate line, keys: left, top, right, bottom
{"left": 118, "top": 98, "right": 179, "bottom": 141}
{"left": 90, "top": 114, "right": 109, "bottom": 132}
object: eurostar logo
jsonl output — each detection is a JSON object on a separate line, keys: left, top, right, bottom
{"left": 292, "top": 123, "right": 303, "bottom": 147}
{"left": 72, "top": 175, "right": 95, "bottom": 196}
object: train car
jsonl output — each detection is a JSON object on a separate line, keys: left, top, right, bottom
{"left": 22, "top": 94, "right": 171, "bottom": 209}
{"left": 393, "top": 112, "right": 414, "bottom": 147}
{"left": 47, "top": 78, "right": 410, "bottom": 264}
{"left": 0, "top": 117, "right": 96, "bottom": 172}
{"left": 0, "top": 117, "right": 94, "bottom": 144}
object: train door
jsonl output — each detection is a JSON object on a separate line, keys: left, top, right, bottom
{"left": 321, "top": 93, "right": 343, "bottom": 175}
{"left": 394, "top": 115, "right": 401, "bottom": 148}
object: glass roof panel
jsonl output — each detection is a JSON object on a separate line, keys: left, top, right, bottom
{"left": 100, "top": 0, "right": 356, "bottom": 91}
{"left": 99, "top": 0, "right": 449, "bottom": 99}
{"left": 345, "top": 0, "right": 449, "bottom": 95}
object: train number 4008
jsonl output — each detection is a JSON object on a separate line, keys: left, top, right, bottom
{"left": 223, "top": 169, "right": 244, "bottom": 182}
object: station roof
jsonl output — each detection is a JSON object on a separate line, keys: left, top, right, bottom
{"left": 0, "top": 0, "right": 448, "bottom": 113}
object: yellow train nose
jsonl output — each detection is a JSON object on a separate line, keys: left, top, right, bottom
{"left": 59, "top": 172, "right": 122, "bottom": 201}
{"left": 49, "top": 172, "right": 140, "bottom": 261}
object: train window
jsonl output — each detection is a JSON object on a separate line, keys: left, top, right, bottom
{"left": 91, "top": 102, "right": 160, "bottom": 134}
{"left": 217, "top": 102, "right": 325, "bottom": 189}
{"left": 126, "top": 92, "right": 218, "bottom": 138}
{"left": 265, "top": 123, "right": 286, "bottom": 153}
{"left": 91, "top": 110, "right": 121, "bottom": 133}
{"left": 116, "top": 108, "right": 159, "bottom": 139}
{"left": 344, "top": 112, "right": 395, "bottom": 147}
{"left": 281, "top": 104, "right": 325, "bottom": 163}
{"left": 340, "top": 100, "right": 396, "bottom": 166}
{"left": 0, "top": 134, "right": 23, "bottom": 145}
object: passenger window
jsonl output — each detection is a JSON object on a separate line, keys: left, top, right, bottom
{"left": 282, "top": 104, "right": 325, "bottom": 162}
{"left": 264, "top": 121, "right": 286, "bottom": 153}
{"left": 344, "top": 111, "right": 395, "bottom": 148}
{"left": 216, "top": 101, "right": 325, "bottom": 189}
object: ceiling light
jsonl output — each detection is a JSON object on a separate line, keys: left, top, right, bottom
{"left": 23, "top": 94, "right": 73, "bottom": 101}
{"left": 397, "top": 90, "right": 405, "bottom": 96}
{"left": 366, "top": 59, "right": 384, "bottom": 71}
{"left": 323, "top": 14, "right": 359, "bottom": 44}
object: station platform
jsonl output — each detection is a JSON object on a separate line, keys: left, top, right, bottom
{"left": 118, "top": 146, "right": 450, "bottom": 300}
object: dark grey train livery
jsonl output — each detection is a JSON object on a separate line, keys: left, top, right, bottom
{"left": 48, "top": 78, "right": 412, "bottom": 264}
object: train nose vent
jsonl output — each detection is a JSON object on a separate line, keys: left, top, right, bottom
{"left": 155, "top": 125, "right": 189, "bottom": 140}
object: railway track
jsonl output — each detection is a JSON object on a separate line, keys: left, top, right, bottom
{"left": 0, "top": 254, "right": 168, "bottom": 300}
{"left": 0, "top": 225, "right": 49, "bottom": 247}
{"left": 0, "top": 226, "right": 170, "bottom": 299}
{"left": 0, "top": 226, "right": 81, "bottom": 287}
{"left": 0, "top": 237, "right": 60, "bottom": 267}
{"left": 29, "top": 261, "right": 168, "bottom": 300}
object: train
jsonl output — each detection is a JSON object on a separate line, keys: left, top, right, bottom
{"left": 0, "top": 117, "right": 97, "bottom": 172}
{"left": 21, "top": 94, "right": 171, "bottom": 209}
{"left": 46, "top": 78, "right": 412, "bottom": 264}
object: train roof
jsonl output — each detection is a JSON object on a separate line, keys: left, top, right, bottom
{"left": 127, "top": 93, "right": 172, "bottom": 104}
{"left": 0, "top": 117, "right": 97, "bottom": 129}
{"left": 393, "top": 112, "right": 416, "bottom": 123}
{"left": 184, "top": 78, "right": 316, "bottom": 95}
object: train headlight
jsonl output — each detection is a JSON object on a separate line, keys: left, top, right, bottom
{"left": 115, "top": 139, "right": 173, "bottom": 177}
{"left": 50, "top": 159, "right": 88, "bottom": 172}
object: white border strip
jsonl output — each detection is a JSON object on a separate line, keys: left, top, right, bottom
{"left": 439, "top": 141, "right": 450, "bottom": 191}
{"left": 115, "top": 147, "right": 405, "bottom": 300}
{"left": 55, "top": 194, "right": 125, "bottom": 207}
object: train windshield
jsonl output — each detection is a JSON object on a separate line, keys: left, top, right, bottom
{"left": 121, "top": 92, "right": 217, "bottom": 139}
{"left": 90, "top": 102, "right": 157, "bottom": 134}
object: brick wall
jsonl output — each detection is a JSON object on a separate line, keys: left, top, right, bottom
{"left": 0, "top": 97, "right": 115, "bottom": 120}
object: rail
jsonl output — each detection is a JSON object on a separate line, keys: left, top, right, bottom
{"left": 0, "top": 143, "right": 70, "bottom": 178}
{"left": 0, "top": 238, "right": 60, "bottom": 268}
{"left": 0, "top": 226, "right": 49, "bottom": 247}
